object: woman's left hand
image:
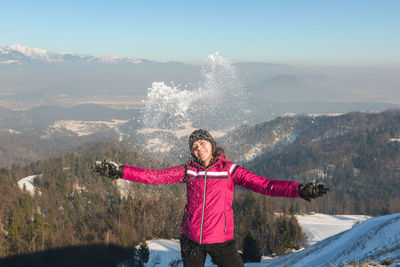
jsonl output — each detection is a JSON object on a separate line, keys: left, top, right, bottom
{"left": 93, "top": 160, "right": 124, "bottom": 180}
{"left": 298, "top": 181, "right": 329, "bottom": 201}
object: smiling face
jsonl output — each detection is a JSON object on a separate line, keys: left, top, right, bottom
{"left": 192, "top": 140, "right": 213, "bottom": 167}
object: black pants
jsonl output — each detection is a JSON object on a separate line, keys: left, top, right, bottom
{"left": 180, "top": 235, "right": 244, "bottom": 267}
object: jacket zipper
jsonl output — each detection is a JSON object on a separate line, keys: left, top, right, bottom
{"left": 199, "top": 167, "right": 210, "bottom": 244}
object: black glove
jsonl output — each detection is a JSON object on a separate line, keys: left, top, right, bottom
{"left": 93, "top": 160, "right": 124, "bottom": 180}
{"left": 298, "top": 181, "right": 329, "bottom": 201}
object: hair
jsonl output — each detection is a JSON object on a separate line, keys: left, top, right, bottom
{"left": 213, "top": 146, "right": 225, "bottom": 158}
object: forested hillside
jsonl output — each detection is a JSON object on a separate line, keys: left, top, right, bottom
{"left": 0, "top": 140, "right": 304, "bottom": 260}
{"left": 244, "top": 110, "right": 400, "bottom": 215}
{"left": 0, "top": 142, "right": 181, "bottom": 258}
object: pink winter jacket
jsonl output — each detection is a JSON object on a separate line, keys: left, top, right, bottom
{"left": 123, "top": 153, "right": 300, "bottom": 244}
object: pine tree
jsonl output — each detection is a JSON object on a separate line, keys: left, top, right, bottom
{"left": 136, "top": 239, "right": 150, "bottom": 266}
{"left": 242, "top": 232, "right": 261, "bottom": 262}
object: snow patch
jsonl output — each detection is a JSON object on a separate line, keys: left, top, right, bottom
{"left": 73, "top": 183, "right": 87, "bottom": 194}
{"left": 8, "top": 128, "right": 20, "bottom": 134}
{"left": 43, "top": 119, "right": 129, "bottom": 137}
{"left": 0, "top": 60, "right": 20, "bottom": 65}
{"left": 0, "top": 128, "right": 21, "bottom": 134}
{"left": 303, "top": 168, "right": 328, "bottom": 180}
{"left": 94, "top": 56, "right": 142, "bottom": 64}
{"left": 242, "top": 132, "right": 298, "bottom": 162}
{"left": 115, "top": 179, "right": 133, "bottom": 199}
{"left": 242, "top": 142, "right": 269, "bottom": 161}
{"left": 308, "top": 113, "right": 344, "bottom": 117}
{"left": 17, "top": 174, "right": 43, "bottom": 196}
{"left": 282, "top": 113, "right": 297, "bottom": 117}
{"left": 144, "top": 138, "right": 174, "bottom": 153}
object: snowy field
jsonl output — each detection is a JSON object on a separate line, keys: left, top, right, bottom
{"left": 294, "top": 213, "right": 371, "bottom": 246}
{"left": 140, "top": 213, "right": 399, "bottom": 267}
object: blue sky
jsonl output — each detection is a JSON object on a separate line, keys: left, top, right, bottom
{"left": 1, "top": 0, "right": 399, "bottom": 64}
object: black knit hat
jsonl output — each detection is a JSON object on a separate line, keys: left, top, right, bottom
{"left": 189, "top": 129, "right": 216, "bottom": 151}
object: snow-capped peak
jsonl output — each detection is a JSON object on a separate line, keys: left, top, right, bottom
{"left": 10, "top": 44, "right": 54, "bottom": 60}
{"left": 0, "top": 44, "right": 143, "bottom": 65}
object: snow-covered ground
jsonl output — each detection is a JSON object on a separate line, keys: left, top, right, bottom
{"left": 295, "top": 213, "right": 371, "bottom": 246}
{"left": 139, "top": 213, "right": 399, "bottom": 267}
{"left": 263, "top": 213, "right": 400, "bottom": 267}
{"left": 17, "top": 174, "right": 43, "bottom": 195}
{"left": 143, "top": 240, "right": 182, "bottom": 266}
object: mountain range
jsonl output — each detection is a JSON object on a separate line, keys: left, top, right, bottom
{"left": 1, "top": 44, "right": 400, "bottom": 109}
{"left": 0, "top": 44, "right": 146, "bottom": 65}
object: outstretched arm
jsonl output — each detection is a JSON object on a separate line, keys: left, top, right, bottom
{"left": 232, "top": 166, "right": 300, "bottom": 198}
{"left": 123, "top": 165, "right": 185, "bottom": 185}
{"left": 93, "top": 160, "right": 185, "bottom": 185}
{"left": 231, "top": 165, "right": 328, "bottom": 200}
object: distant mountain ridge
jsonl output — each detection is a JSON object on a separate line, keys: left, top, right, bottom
{"left": 2, "top": 44, "right": 400, "bottom": 108}
{"left": 0, "top": 44, "right": 145, "bottom": 65}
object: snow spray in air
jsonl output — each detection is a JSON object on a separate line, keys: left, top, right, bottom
{"left": 139, "top": 52, "right": 246, "bottom": 155}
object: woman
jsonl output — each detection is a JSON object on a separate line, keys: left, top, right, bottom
{"left": 94, "top": 129, "right": 328, "bottom": 267}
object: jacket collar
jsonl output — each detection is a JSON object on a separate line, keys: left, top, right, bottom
{"left": 188, "top": 153, "right": 225, "bottom": 170}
